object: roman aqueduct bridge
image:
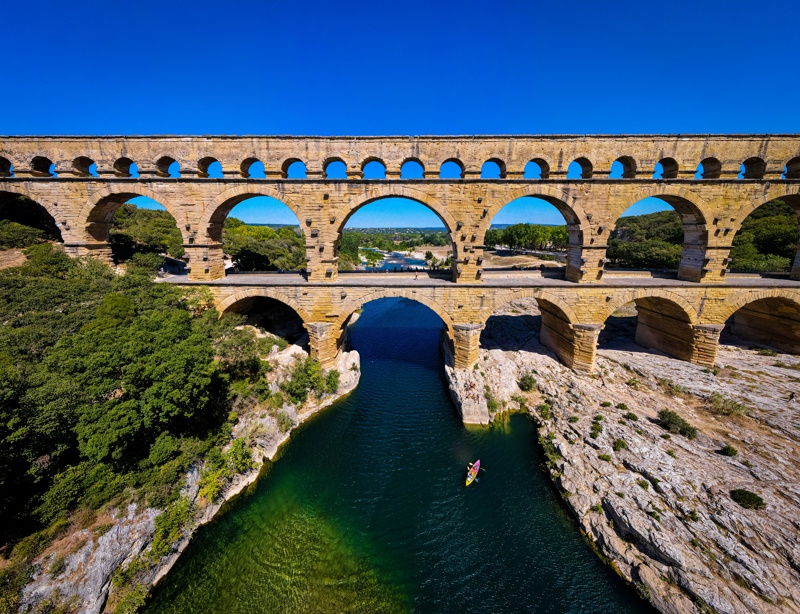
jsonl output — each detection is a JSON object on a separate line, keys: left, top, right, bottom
{"left": 1, "top": 134, "right": 799, "bottom": 373}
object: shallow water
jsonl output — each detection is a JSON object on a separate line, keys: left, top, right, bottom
{"left": 144, "top": 298, "right": 651, "bottom": 613}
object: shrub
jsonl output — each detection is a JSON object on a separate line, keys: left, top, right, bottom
{"left": 637, "top": 479, "right": 649, "bottom": 491}
{"left": 537, "top": 404, "right": 551, "bottom": 420}
{"left": 623, "top": 411, "right": 638, "bottom": 421}
{"left": 616, "top": 403, "right": 627, "bottom": 410}
{"left": 518, "top": 372, "right": 536, "bottom": 392}
{"left": 590, "top": 422, "right": 602, "bottom": 439}
{"left": 666, "top": 450, "right": 676, "bottom": 458}
{"left": 150, "top": 497, "right": 193, "bottom": 560}
{"left": 276, "top": 410, "right": 294, "bottom": 433}
{"left": 325, "top": 369, "right": 340, "bottom": 394}
{"left": 598, "top": 453, "right": 612, "bottom": 462}
{"left": 774, "top": 361, "right": 800, "bottom": 371}
{"left": 720, "top": 443, "right": 738, "bottom": 457}
{"left": 688, "top": 509, "right": 698, "bottom": 521}
{"left": 707, "top": 392, "right": 748, "bottom": 416}
{"left": 626, "top": 377, "right": 641, "bottom": 389}
{"left": 539, "top": 433, "right": 562, "bottom": 469}
{"left": 568, "top": 416, "right": 579, "bottom": 423}
{"left": 657, "top": 409, "right": 698, "bottom": 439}
{"left": 730, "top": 489, "right": 765, "bottom": 510}
{"left": 48, "top": 554, "right": 66, "bottom": 577}
{"left": 613, "top": 438, "right": 627, "bottom": 452}
{"left": 753, "top": 347, "right": 777, "bottom": 356}
{"left": 657, "top": 377, "right": 688, "bottom": 396}
{"left": 600, "top": 401, "right": 611, "bottom": 407}
{"left": 593, "top": 414, "right": 604, "bottom": 422}
{"left": 590, "top": 503, "right": 603, "bottom": 513}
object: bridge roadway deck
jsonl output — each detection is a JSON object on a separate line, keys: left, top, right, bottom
{"left": 165, "top": 271, "right": 800, "bottom": 372}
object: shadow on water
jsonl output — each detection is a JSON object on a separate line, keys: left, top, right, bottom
{"left": 143, "top": 298, "right": 653, "bottom": 614}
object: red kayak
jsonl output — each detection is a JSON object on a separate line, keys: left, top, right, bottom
{"left": 466, "top": 460, "right": 480, "bottom": 486}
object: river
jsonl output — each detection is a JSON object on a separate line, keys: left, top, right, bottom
{"left": 143, "top": 298, "right": 652, "bottom": 613}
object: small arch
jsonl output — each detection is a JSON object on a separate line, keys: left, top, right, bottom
{"left": 400, "top": 158, "right": 424, "bottom": 179}
{"left": 114, "top": 157, "right": 136, "bottom": 178}
{"left": 785, "top": 157, "right": 800, "bottom": 179}
{"left": 323, "top": 158, "right": 348, "bottom": 179}
{"left": 219, "top": 293, "right": 309, "bottom": 347}
{"left": 0, "top": 157, "right": 13, "bottom": 177}
{"left": 696, "top": 157, "right": 721, "bottom": 179}
{"left": 598, "top": 294, "right": 698, "bottom": 362}
{"left": 240, "top": 157, "right": 265, "bottom": 178}
{"left": 524, "top": 159, "right": 550, "bottom": 179}
{"left": 198, "top": 157, "right": 223, "bottom": 178}
{"left": 439, "top": 159, "right": 464, "bottom": 179}
{"left": 739, "top": 157, "right": 766, "bottom": 180}
{"left": 31, "top": 156, "right": 55, "bottom": 177}
{"left": 72, "top": 156, "right": 97, "bottom": 177}
{"left": 654, "top": 158, "right": 679, "bottom": 179}
{"left": 155, "top": 156, "right": 180, "bottom": 178}
{"left": 610, "top": 156, "right": 637, "bottom": 179}
{"left": 282, "top": 158, "right": 306, "bottom": 179}
{"left": 362, "top": 158, "right": 386, "bottom": 179}
{"left": 722, "top": 295, "right": 800, "bottom": 355}
{"left": 481, "top": 158, "right": 506, "bottom": 179}
{"left": 567, "top": 157, "right": 592, "bottom": 179}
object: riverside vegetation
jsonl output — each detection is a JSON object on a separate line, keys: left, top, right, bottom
{"left": 0, "top": 210, "right": 350, "bottom": 612}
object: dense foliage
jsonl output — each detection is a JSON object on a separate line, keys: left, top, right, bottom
{"left": 0, "top": 245, "right": 240, "bottom": 542}
{"left": 484, "top": 224, "right": 568, "bottom": 252}
{"left": 110, "top": 203, "right": 185, "bottom": 261}
{"left": 606, "top": 201, "right": 797, "bottom": 271}
{"left": 222, "top": 217, "right": 306, "bottom": 271}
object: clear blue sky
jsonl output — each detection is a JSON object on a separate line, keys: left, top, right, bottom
{"left": 8, "top": 0, "right": 799, "bottom": 226}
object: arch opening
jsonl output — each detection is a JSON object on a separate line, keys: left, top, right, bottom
{"left": 222, "top": 295, "right": 308, "bottom": 350}
{"left": 0, "top": 157, "right": 12, "bottom": 177}
{"left": 524, "top": 159, "right": 549, "bottom": 179}
{"left": 739, "top": 157, "right": 766, "bottom": 180}
{"left": 241, "top": 158, "right": 266, "bottom": 179}
{"left": 400, "top": 159, "right": 424, "bottom": 179}
{"left": 785, "top": 157, "right": 800, "bottom": 179}
{"left": 106, "top": 196, "right": 185, "bottom": 271}
{"left": 696, "top": 157, "right": 721, "bottom": 179}
{"left": 598, "top": 297, "right": 696, "bottom": 362}
{"left": 654, "top": 158, "right": 679, "bottom": 179}
{"left": 281, "top": 159, "right": 306, "bottom": 179}
{"left": 608, "top": 196, "right": 707, "bottom": 281}
{"left": 156, "top": 156, "right": 180, "bottom": 178}
{"left": 31, "top": 156, "right": 55, "bottom": 177}
{"left": 729, "top": 197, "right": 799, "bottom": 274}
{"left": 73, "top": 156, "right": 97, "bottom": 177}
{"left": 198, "top": 157, "right": 223, "bottom": 178}
{"left": 337, "top": 196, "right": 452, "bottom": 274}
{"left": 439, "top": 159, "right": 464, "bottom": 179}
{"left": 212, "top": 195, "right": 304, "bottom": 273}
{"left": 324, "top": 159, "right": 347, "bottom": 179}
{"left": 481, "top": 159, "right": 505, "bottom": 179}
{"left": 567, "top": 158, "right": 592, "bottom": 179}
{"left": 362, "top": 159, "right": 386, "bottom": 180}
{"left": 0, "top": 191, "right": 63, "bottom": 251}
{"left": 114, "top": 157, "right": 138, "bottom": 178}
{"left": 610, "top": 156, "right": 637, "bottom": 179}
{"left": 722, "top": 297, "right": 800, "bottom": 355}
{"left": 483, "top": 197, "right": 570, "bottom": 275}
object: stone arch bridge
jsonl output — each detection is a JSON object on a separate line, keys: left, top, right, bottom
{"left": 2, "top": 134, "right": 799, "bottom": 373}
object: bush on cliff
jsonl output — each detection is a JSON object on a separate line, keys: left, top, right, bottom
{"left": 657, "top": 410, "right": 698, "bottom": 439}
{"left": 730, "top": 489, "right": 765, "bottom": 510}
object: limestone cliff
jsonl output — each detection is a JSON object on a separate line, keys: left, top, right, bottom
{"left": 446, "top": 298, "right": 800, "bottom": 613}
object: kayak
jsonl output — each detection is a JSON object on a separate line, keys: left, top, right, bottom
{"left": 466, "top": 460, "right": 480, "bottom": 486}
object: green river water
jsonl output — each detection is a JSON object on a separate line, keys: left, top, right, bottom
{"left": 143, "top": 298, "right": 652, "bottom": 613}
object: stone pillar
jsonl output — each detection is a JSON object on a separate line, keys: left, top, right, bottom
{"left": 690, "top": 324, "right": 723, "bottom": 368}
{"left": 306, "top": 237, "right": 338, "bottom": 282}
{"left": 569, "top": 324, "right": 603, "bottom": 373}
{"left": 185, "top": 244, "right": 225, "bottom": 281}
{"left": 452, "top": 323, "right": 483, "bottom": 369}
{"left": 570, "top": 242, "right": 606, "bottom": 283}
{"left": 307, "top": 322, "right": 340, "bottom": 369}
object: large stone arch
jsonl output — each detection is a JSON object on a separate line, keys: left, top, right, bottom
{"left": 601, "top": 288, "right": 699, "bottom": 325}
{"left": 0, "top": 185, "right": 66, "bottom": 243}
{"left": 199, "top": 185, "right": 301, "bottom": 242}
{"left": 481, "top": 288, "right": 579, "bottom": 326}
{"left": 216, "top": 287, "right": 311, "bottom": 324}
{"left": 80, "top": 185, "right": 182, "bottom": 240}
{"left": 713, "top": 288, "right": 800, "bottom": 324}
{"left": 0, "top": 184, "right": 61, "bottom": 227}
{"left": 336, "top": 185, "right": 457, "bottom": 235}
{"left": 334, "top": 288, "right": 454, "bottom": 336}
{"left": 607, "top": 186, "right": 712, "bottom": 282}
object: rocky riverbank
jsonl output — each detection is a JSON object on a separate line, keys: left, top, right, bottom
{"left": 444, "top": 298, "right": 800, "bottom": 613}
{"left": 20, "top": 339, "right": 361, "bottom": 614}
